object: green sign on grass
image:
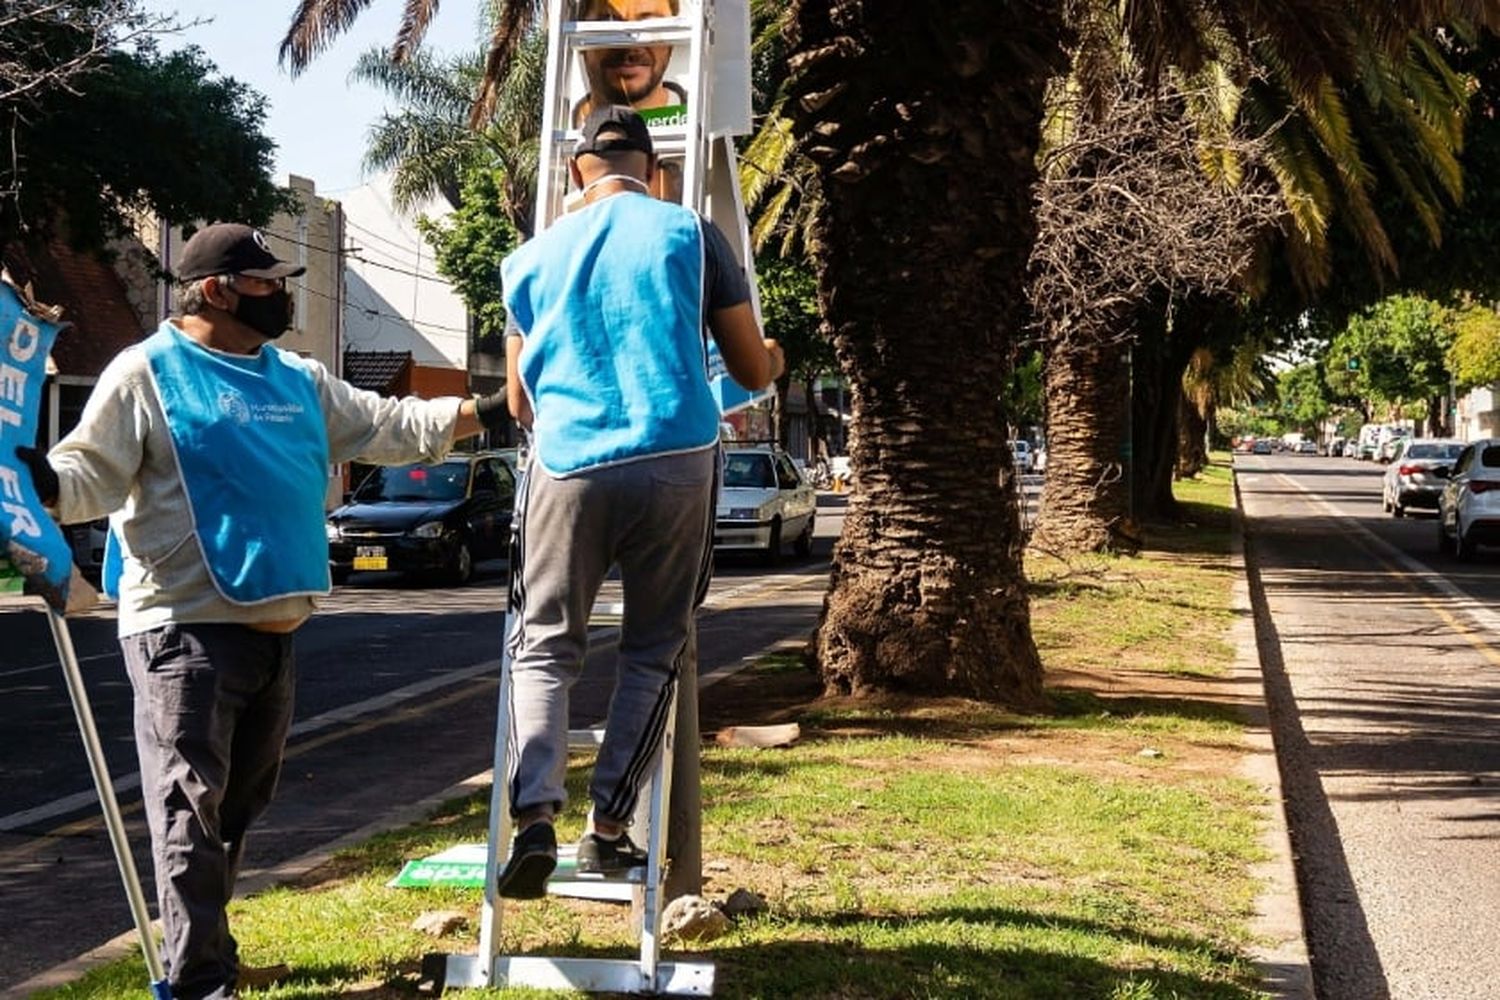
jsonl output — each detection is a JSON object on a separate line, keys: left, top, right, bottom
{"left": 389, "top": 844, "right": 490, "bottom": 888}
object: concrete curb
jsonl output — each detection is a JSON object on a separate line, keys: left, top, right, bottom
{"left": 1231, "top": 469, "right": 1316, "bottom": 999}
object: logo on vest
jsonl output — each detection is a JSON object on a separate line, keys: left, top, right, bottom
{"left": 218, "top": 390, "right": 251, "bottom": 425}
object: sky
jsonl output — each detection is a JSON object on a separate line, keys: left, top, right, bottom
{"left": 139, "top": 0, "right": 488, "bottom": 196}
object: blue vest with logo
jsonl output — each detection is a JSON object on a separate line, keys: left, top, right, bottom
{"left": 136, "top": 323, "right": 330, "bottom": 603}
{"left": 502, "top": 193, "right": 721, "bottom": 476}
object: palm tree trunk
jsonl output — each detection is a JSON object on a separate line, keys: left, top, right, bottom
{"left": 787, "top": 0, "right": 1067, "bottom": 706}
{"left": 1177, "top": 388, "right": 1209, "bottom": 478}
{"left": 1034, "top": 334, "right": 1135, "bottom": 553}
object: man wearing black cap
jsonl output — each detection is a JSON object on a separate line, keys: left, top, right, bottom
{"left": 11, "top": 222, "right": 507, "bottom": 999}
{"left": 493, "top": 106, "right": 782, "bottom": 897}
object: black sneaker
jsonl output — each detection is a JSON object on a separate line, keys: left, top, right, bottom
{"left": 496, "top": 821, "right": 557, "bottom": 899}
{"left": 575, "top": 831, "right": 649, "bottom": 874}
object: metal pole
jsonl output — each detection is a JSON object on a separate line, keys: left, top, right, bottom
{"left": 45, "top": 607, "right": 171, "bottom": 1000}
{"left": 665, "top": 620, "right": 702, "bottom": 898}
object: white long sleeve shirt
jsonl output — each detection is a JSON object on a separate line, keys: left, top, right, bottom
{"left": 51, "top": 329, "right": 463, "bottom": 635}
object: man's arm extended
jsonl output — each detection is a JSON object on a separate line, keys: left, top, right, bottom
{"left": 710, "top": 302, "right": 784, "bottom": 390}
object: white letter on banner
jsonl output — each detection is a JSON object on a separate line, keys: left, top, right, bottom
{"left": 0, "top": 363, "right": 24, "bottom": 407}
{"left": 3, "top": 500, "right": 42, "bottom": 539}
{"left": 8, "top": 316, "right": 39, "bottom": 363}
{"left": 0, "top": 464, "right": 20, "bottom": 501}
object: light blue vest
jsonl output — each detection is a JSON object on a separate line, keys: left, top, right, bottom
{"left": 136, "top": 324, "right": 330, "bottom": 603}
{"left": 502, "top": 193, "right": 721, "bottom": 476}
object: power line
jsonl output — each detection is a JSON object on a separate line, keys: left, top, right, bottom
{"left": 295, "top": 280, "right": 471, "bottom": 336}
{"left": 346, "top": 251, "right": 456, "bottom": 286}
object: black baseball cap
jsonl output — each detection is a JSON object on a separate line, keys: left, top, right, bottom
{"left": 176, "top": 223, "right": 306, "bottom": 282}
{"left": 574, "top": 105, "right": 654, "bottom": 158}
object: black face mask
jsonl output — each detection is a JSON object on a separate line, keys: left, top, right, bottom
{"left": 232, "top": 287, "right": 293, "bottom": 339}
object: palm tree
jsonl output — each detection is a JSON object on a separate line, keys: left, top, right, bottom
{"left": 1034, "top": 3, "right": 1476, "bottom": 554}
{"left": 352, "top": 31, "right": 545, "bottom": 234}
{"left": 284, "top": 0, "right": 1500, "bottom": 704}
{"left": 778, "top": 0, "right": 1500, "bottom": 700}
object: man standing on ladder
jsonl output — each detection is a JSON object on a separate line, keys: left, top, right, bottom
{"left": 496, "top": 106, "right": 781, "bottom": 898}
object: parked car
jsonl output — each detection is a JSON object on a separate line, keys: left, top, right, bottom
{"left": 326, "top": 452, "right": 516, "bottom": 585}
{"left": 1376, "top": 428, "right": 1410, "bottom": 464}
{"left": 714, "top": 444, "right": 817, "bottom": 563}
{"left": 1437, "top": 438, "right": 1500, "bottom": 560}
{"left": 66, "top": 517, "right": 108, "bottom": 583}
{"left": 1296, "top": 440, "right": 1318, "bottom": 454}
{"left": 1252, "top": 439, "right": 1273, "bottom": 455}
{"left": 1009, "top": 439, "right": 1034, "bottom": 473}
{"left": 1382, "top": 439, "right": 1464, "bottom": 517}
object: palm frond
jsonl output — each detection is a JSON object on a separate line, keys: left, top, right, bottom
{"left": 350, "top": 47, "right": 478, "bottom": 119}
{"left": 280, "top": 0, "right": 377, "bottom": 75}
{"left": 470, "top": 0, "right": 543, "bottom": 128}
{"left": 391, "top": 0, "right": 441, "bottom": 63}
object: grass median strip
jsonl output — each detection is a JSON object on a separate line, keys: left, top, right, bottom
{"left": 42, "top": 457, "right": 1269, "bottom": 999}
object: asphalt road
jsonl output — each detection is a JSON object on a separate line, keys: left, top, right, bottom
{"left": 1237, "top": 452, "right": 1500, "bottom": 1000}
{"left": 0, "top": 497, "right": 848, "bottom": 992}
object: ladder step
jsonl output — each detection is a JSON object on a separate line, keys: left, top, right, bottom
{"left": 561, "top": 18, "right": 695, "bottom": 48}
{"left": 444, "top": 954, "right": 715, "bottom": 995}
{"left": 567, "top": 727, "right": 605, "bottom": 748}
{"left": 546, "top": 843, "right": 652, "bottom": 901}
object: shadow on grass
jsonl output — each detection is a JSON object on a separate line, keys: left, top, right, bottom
{"left": 259, "top": 909, "right": 1263, "bottom": 1000}
{"left": 786, "top": 687, "right": 1246, "bottom": 744}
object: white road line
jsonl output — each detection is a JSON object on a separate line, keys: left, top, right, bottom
{"left": 1, "top": 651, "right": 120, "bottom": 680}
{"left": 1273, "top": 472, "right": 1500, "bottom": 637}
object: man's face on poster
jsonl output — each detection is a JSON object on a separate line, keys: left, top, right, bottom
{"left": 580, "top": 0, "right": 678, "bottom": 107}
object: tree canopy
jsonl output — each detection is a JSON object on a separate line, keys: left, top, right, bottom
{"left": 1, "top": 40, "right": 288, "bottom": 251}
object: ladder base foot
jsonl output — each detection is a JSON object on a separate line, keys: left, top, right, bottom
{"left": 443, "top": 954, "right": 714, "bottom": 995}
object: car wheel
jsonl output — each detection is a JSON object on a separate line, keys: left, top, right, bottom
{"left": 448, "top": 539, "right": 474, "bottom": 585}
{"left": 763, "top": 517, "right": 783, "bottom": 566}
{"left": 793, "top": 513, "right": 815, "bottom": 557}
{"left": 1457, "top": 526, "right": 1478, "bottom": 562}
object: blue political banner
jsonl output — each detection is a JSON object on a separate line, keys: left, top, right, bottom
{"left": 0, "top": 279, "right": 74, "bottom": 611}
{"left": 706, "top": 340, "right": 774, "bottom": 416}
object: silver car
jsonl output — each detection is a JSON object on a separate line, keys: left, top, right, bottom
{"left": 714, "top": 446, "right": 817, "bottom": 563}
{"left": 1383, "top": 439, "right": 1464, "bottom": 516}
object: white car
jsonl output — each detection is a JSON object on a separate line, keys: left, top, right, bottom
{"left": 714, "top": 446, "right": 817, "bottom": 563}
{"left": 1437, "top": 438, "right": 1500, "bottom": 560}
{"left": 1009, "top": 440, "right": 1034, "bottom": 473}
{"left": 1382, "top": 438, "right": 1463, "bottom": 517}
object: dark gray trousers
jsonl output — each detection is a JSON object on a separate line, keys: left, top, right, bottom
{"left": 121, "top": 623, "right": 295, "bottom": 1000}
{"left": 508, "top": 448, "right": 716, "bottom": 825}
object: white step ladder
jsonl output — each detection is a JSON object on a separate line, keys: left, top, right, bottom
{"left": 433, "top": 0, "right": 756, "bottom": 991}
{"left": 437, "top": 602, "right": 712, "bottom": 995}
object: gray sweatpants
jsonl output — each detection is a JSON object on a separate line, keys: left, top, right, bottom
{"left": 121, "top": 623, "right": 295, "bottom": 1000}
{"left": 507, "top": 447, "right": 716, "bottom": 824}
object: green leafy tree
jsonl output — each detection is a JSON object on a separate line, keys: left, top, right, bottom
{"left": 1274, "top": 363, "right": 1331, "bottom": 434}
{"left": 416, "top": 167, "right": 520, "bottom": 353}
{"left": 2, "top": 43, "right": 289, "bottom": 251}
{"left": 1447, "top": 303, "right": 1500, "bottom": 390}
{"left": 1328, "top": 294, "right": 1455, "bottom": 433}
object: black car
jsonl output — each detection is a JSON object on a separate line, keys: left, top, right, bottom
{"left": 327, "top": 453, "right": 515, "bottom": 585}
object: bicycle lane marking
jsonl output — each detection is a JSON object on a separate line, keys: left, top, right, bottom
{"left": 1274, "top": 471, "right": 1500, "bottom": 664}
